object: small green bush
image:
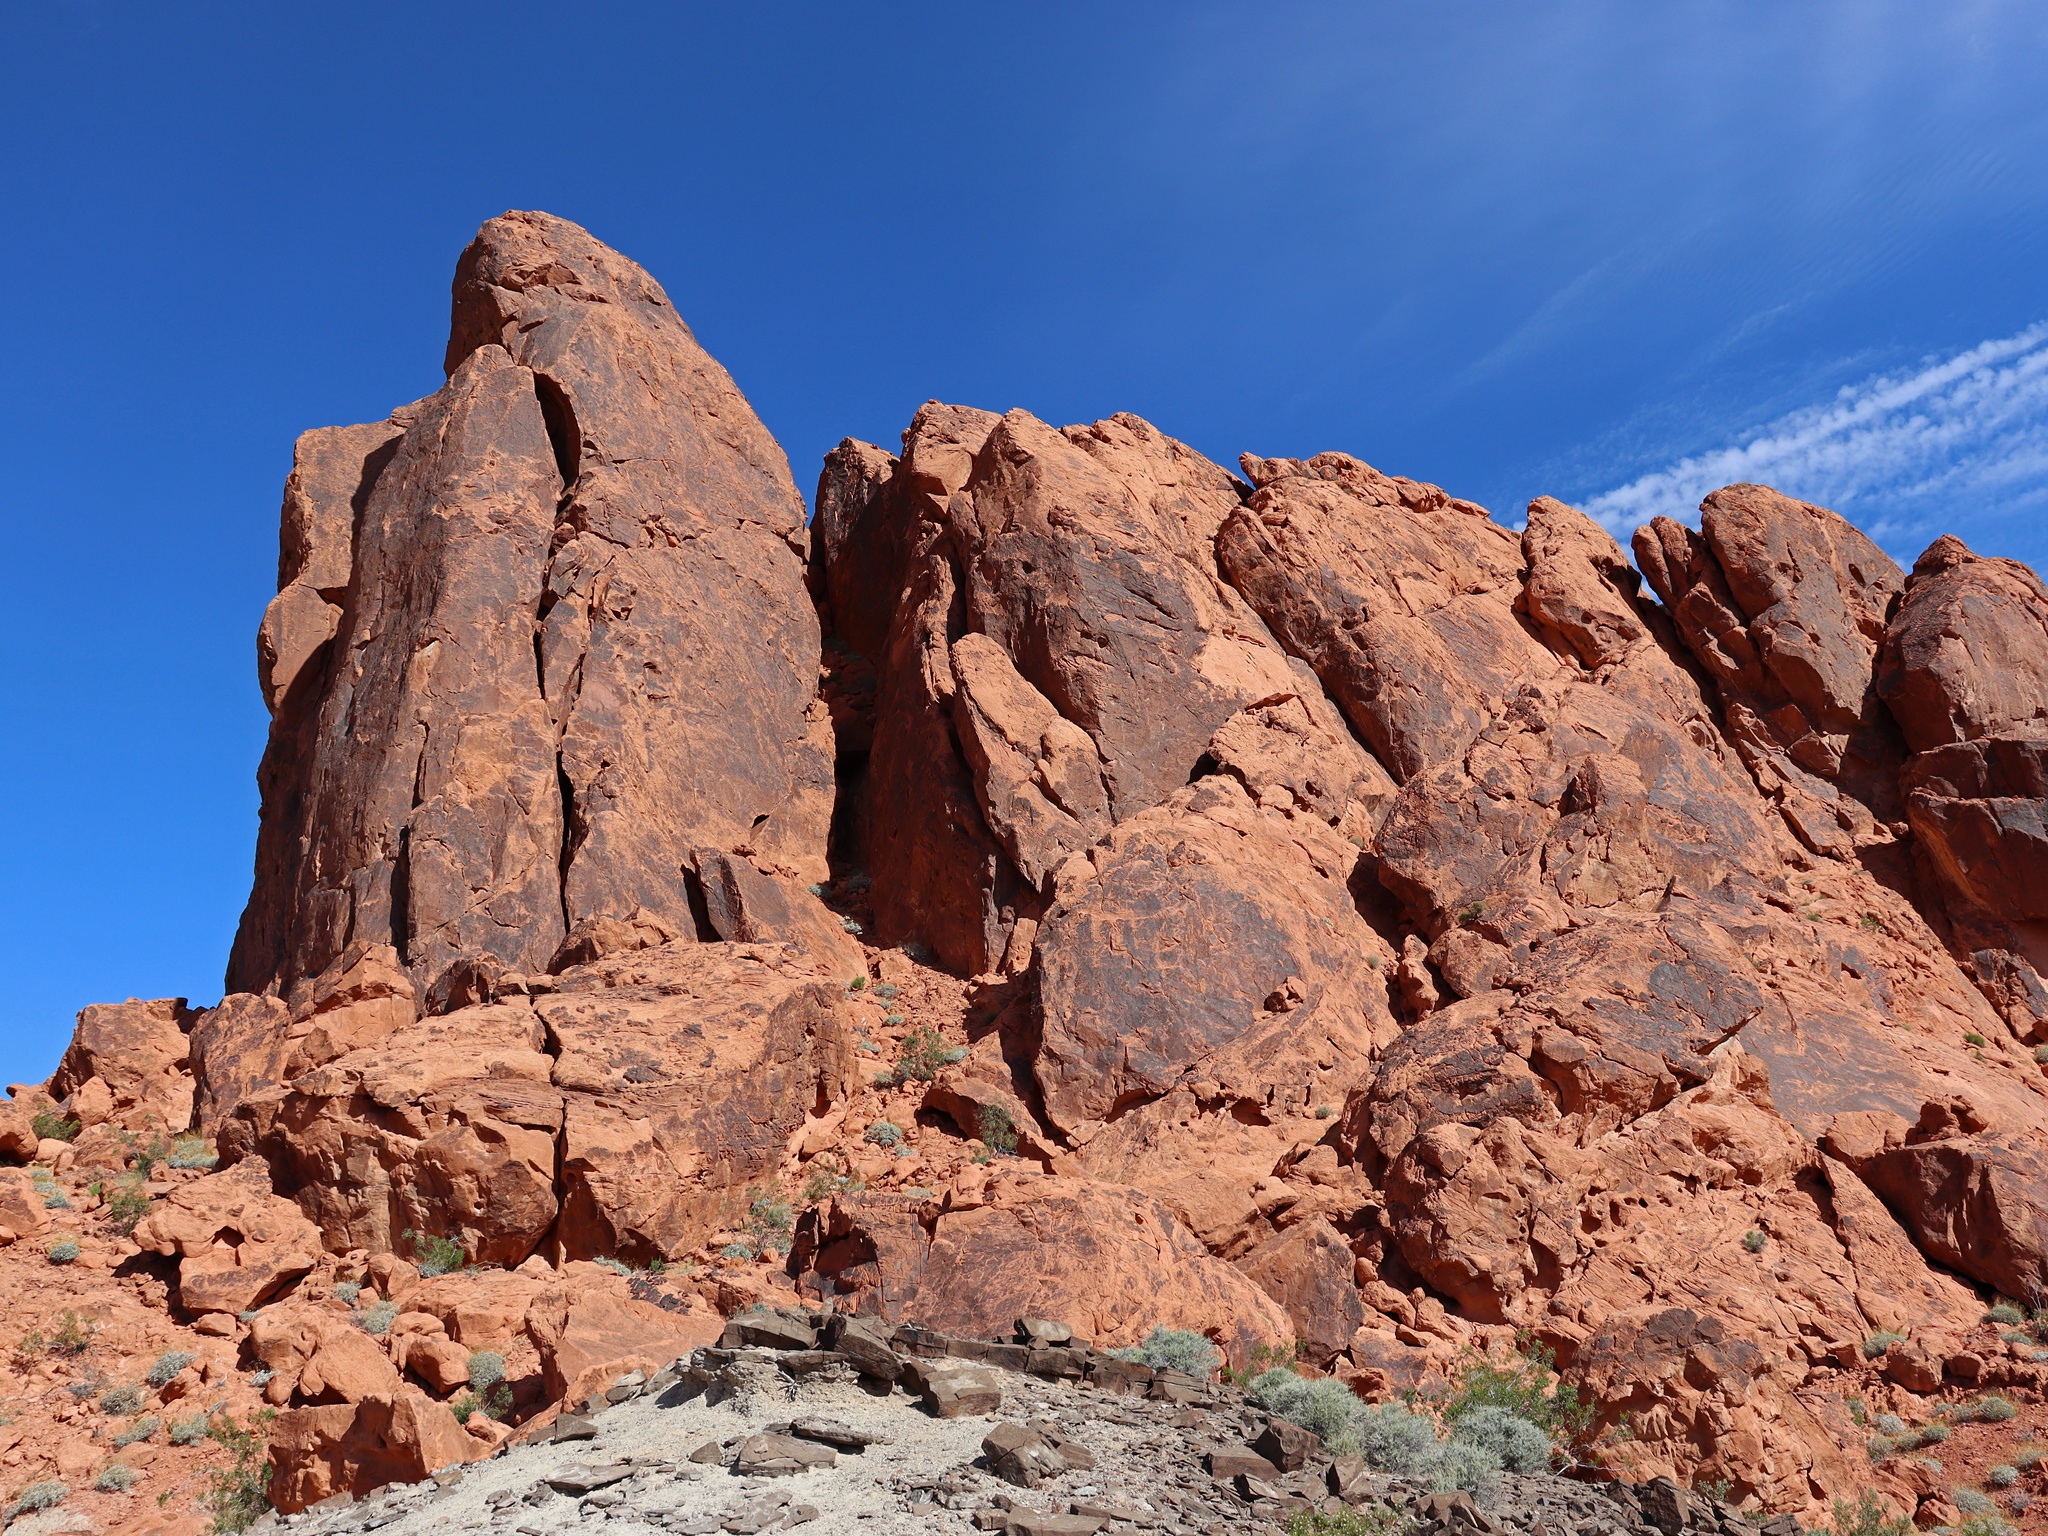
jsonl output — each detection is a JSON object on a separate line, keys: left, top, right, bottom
{"left": 2034, "top": 1043, "right": 2048, "bottom": 1064}
{"left": 977, "top": 1103, "right": 1018, "bottom": 1156}
{"left": 1284, "top": 1508, "right": 1406, "bottom": 1536}
{"left": 1825, "top": 1489, "right": 1914, "bottom": 1536}
{"left": 355, "top": 1301, "right": 400, "bottom": 1335}
{"left": 1954, "top": 1517, "right": 2018, "bottom": 1536}
{"left": 1457, "top": 901, "right": 1485, "bottom": 926}
{"left": 1988, "top": 1466, "right": 2020, "bottom": 1489}
{"left": 47, "top": 1240, "right": 80, "bottom": 1264}
{"left": 43, "top": 1191, "right": 72, "bottom": 1210}
{"left": 880, "top": 1027, "right": 966, "bottom": 1085}
{"left": 147, "top": 1350, "right": 196, "bottom": 1387}
{"left": 592, "top": 1256, "right": 632, "bottom": 1276}
{"left": 872, "top": 982, "right": 899, "bottom": 999}
{"left": 864, "top": 1121, "right": 902, "bottom": 1147}
{"left": 1958, "top": 1395, "right": 2020, "bottom": 1423}
{"left": 1965, "top": 1033, "right": 1989, "bottom": 1048}
{"left": 95, "top": 1464, "right": 137, "bottom": 1493}
{"left": 1355, "top": 1401, "right": 1440, "bottom": 1475}
{"left": 112, "top": 1416, "right": 159, "bottom": 1447}
{"left": 100, "top": 1384, "right": 145, "bottom": 1415}
{"left": 1110, "top": 1327, "right": 1222, "bottom": 1379}
{"left": 719, "top": 1243, "right": 755, "bottom": 1260}
{"left": 468, "top": 1351, "right": 507, "bottom": 1390}
{"left": 1439, "top": 1334, "right": 1592, "bottom": 1447}
{"left": 1863, "top": 1330, "right": 1906, "bottom": 1358}
{"left": 104, "top": 1178, "right": 151, "bottom": 1235}
{"left": 333, "top": 1280, "right": 361, "bottom": 1305}
{"left": 11, "top": 1480, "right": 67, "bottom": 1513}
{"left": 1956, "top": 1490, "right": 1994, "bottom": 1515}
{"left": 404, "top": 1229, "right": 466, "bottom": 1277}
{"left": 1743, "top": 1229, "right": 1767, "bottom": 1253}
{"left": 204, "top": 1411, "right": 275, "bottom": 1533}
{"left": 1986, "top": 1302, "right": 2026, "bottom": 1326}
{"left": 1250, "top": 1368, "right": 1363, "bottom": 1452}
{"left": 32, "top": 1111, "right": 80, "bottom": 1142}
{"left": 164, "top": 1137, "right": 218, "bottom": 1170}
{"left": 1429, "top": 1436, "right": 1503, "bottom": 1498}
{"left": 168, "top": 1415, "right": 208, "bottom": 1446}
{"left": 1875, "top": 1413, "right": 1907, "bottom": 1436}
{"left": 1450, "top": 1404, "right": 1553, "bottom": 1472}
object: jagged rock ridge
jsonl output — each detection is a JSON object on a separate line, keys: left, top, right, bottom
{"left": 15, "top": 210, "right": 2048, "bottom": 1525}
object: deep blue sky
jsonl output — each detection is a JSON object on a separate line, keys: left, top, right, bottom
{"left": 5, "top": 2, "right": 2047, "bottom": 1085}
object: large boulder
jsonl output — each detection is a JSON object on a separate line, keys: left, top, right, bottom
{"left": 1216, "top": 453, "right": 1564, "bottom": 782}
{"left": 47, "top": 996, "right": 198, "bottom": 1131}
{"left": 268, "top": 1390, "right": 477, "bottom": 1512}
{"left": 523, "top": 1268, "right": 723, "bottom": 1402}
{"left": 1878, "top": 536, "right": 2048, "bottom": 959}
{"left": 230, "top": 209, "right": 833, "bottom": 1008}
{"left": 223, "top": 943, "right": 856, "bottom": 1265}
{"left": 130, "top": 1154, "right": 322, "bottom": 1315}
{"left": 1632, "top": 485, "right": 1905, "bottom": 855}
{"left": 792, "top": 1174, "right": 1293, "bottom": 1368}
{"left": 1033, "top": 776, "right": 1397, "bottom": 1134}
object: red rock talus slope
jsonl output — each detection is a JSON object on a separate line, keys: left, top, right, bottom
{"left": 20, "top": 211, "right": 2048, "bottom": 1525}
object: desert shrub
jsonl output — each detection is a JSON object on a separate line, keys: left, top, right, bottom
{"left": 100, "top": 1384, "right": 145, "bottom": 1415}
{"left": 32, "top": 1111, "right": 80, "bottom": 1141}
{"left": 872, "top": 982, "right": 899, "bottom": 999}
{"left": 468, "top": 1350, "right": 507, "bottom": 1390}
{"left": 43, "top": 1191, "right": 72, "bottom": 1210}
{"left": 1876, "top": 1414, "right": 1908, "bottom": 1436}
{"left": 404, "top": 1228, "right": 466, "bottom": 1277}
{"left": 2035, "top": 1043, "right": 2048, "bottom": 1064}
{"left": 112, "top": 1416, "right": 159, "bottom": 1447}
{"left": 204, "top": 1411, "right": 275, "bottom": 1533}
{"left": 147, "top": 1350, "right": 196, "bottom": 1387}
{"left": 881, "top": 1027, "right": 966, "bottom": 1085}
{"left": 1355, "top": 1401, "right": 1442, "bottom": 1475}
{"left": 354, "top": 1301, "right": 400, "bottom": 1335}
{"left": 1439, "top": 1334, "right": 1592, "bottom": 1447}
{"left": 1954, "top": 1518, "right": 2018, "bottom": 1536}
{"left": 1428, "top": 1436, "right": 1503, "bottom": 1498}
{"left": 1863, "top": 1330, "right": 1905, "bottom": 1358}
{"left": 864, "top": 1121, "right": 902, "bottom": 1147}
{"left": 1956, "top": 1490, "right": 1994, "bottom": 1515}
{"left": 1825, "top": 1490, "right": 1914, "bottom": 1536}
{"left": 332, "top": 1280, "right": 361, "bottom": 1305}
{"left": 95, "top": 1464, "right": 137, "bottom": 1492}
{"left": 592, "top": 1256, "right": 633, "bottom": 1276}
{"left": 1987, "top": 1466, "right": 2020, "bottom": 1489}
{"left": 165, "top": 1137, "right": 218, "bottom": 1170}
{"left": 1449, "top": 1404, "right": 1553, "bottom": 1473}
{"left": 1986, "top": 1303, "right": 2026, "bottom": 1326}
{"left": 11, "top": 1480, "right": 67, "bottom": 1513}
{"left": 1966, "top": 1032, "right": 1989, "bottom": 1048}
{"left": 168, "top": 1415, "right": 208, "bottom": 1446}
{"left": 1958, "top": 1395, "right": 2020, "bottom": 1423}
{"left": 720, "top": 1243, "right": 755, "bottom": 1260}
{"left": 1284, "top": 1508, "right": 1406, "bottom": 1536}
{"left": 1918, "top": 1423, "right": 1952, "bottom": 1444}
{"left": 1743, "top": 1229, "right": 1767, "bottom": 1253}
{"left": 47, "top": 1240, "right": 80, "bottom": 1264}
{"left": 1250, "top": 1369, "right": 1363, "bottom": 1452}
{"left": 104, "top": 1178, "right": 151, "bottom": 1234}
{"left": 978, "top": 1103, "right": 1018, "bottom": 1156}
{"left": 2013, "top": 1446, "right": 2048, "bottom": 1470}
{"left": 1110, "top": 1327, "right": 1222, "bottom": 1379}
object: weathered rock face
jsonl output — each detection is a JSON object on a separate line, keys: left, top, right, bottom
{"left": 1878, "top": 537, "right": 2048, "bottom": 1016}
{"left": 1633, "top": 485, "right": 1906, "bottom": 856}
{"left": 44, "top": 211, "right": 2048, "bottom": 1522}
{"left": 792, "top": 1174, "right": 1293, "bottom": 1367}
{"left": 47, "top": 996, "right": 197, "bottom": 1131}
{"left": 1217, "top": 453, "right": 1565, "bottom": 783}
{"left": 230, "top": 210, "right": 832, "bottom": 1010}
{"left": 220, "top": 941, "right": 856, "bottom": 1267}
{"left": 821, "top": 407, "right": 1341, "bottom": 974}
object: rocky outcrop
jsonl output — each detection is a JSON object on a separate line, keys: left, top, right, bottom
{"left": 1633, "top": 485, "right": 1906, "bottom": 856}
{"left": 47, "top": 996, "right": 198, "bottom": 1131}
{"left": 38, "top": 211, "right": 2048, "bottom": 1522}
{"left": 793, "top": 1174, "right": 1292, "bottom": 1367}
{"left": 229, "top": 210, "right": 833, "bottom": 1010}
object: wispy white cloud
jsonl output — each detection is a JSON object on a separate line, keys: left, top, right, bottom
{"left": 1581, "top": 323, "right": 2048, "bottom": 557}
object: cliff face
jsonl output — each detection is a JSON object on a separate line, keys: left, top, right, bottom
{"left": 28, "top": 212, "right": 2048, "bottom": 1519}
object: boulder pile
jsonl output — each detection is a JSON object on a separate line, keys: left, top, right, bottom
{"left": 11, "top": 207, "right": 2048, "bottom": 1529}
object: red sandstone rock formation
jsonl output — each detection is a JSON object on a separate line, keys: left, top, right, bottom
{"left": 24, "top": 210, "right": 2048, "bottom": 1520}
